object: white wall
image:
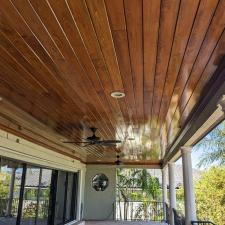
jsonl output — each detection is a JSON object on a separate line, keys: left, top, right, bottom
{"left": 84, "top": 165, "right": 116, "bottom": 220}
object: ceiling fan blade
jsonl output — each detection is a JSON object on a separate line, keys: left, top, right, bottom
{"left": 81, "top": 143, "right": 94, "bottom": 147}
{"left": 99, "top": 140, "right": 121, "bottom": 144}
{"left": 99, "top": 143, "right": 117, "bottom": 147}
{"left": 63, "top": 141, "right": 90, "bottom": 144}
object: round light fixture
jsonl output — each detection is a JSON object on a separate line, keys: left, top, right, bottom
{"left": 111, "top": 91, "right": 125, "bottom": 98}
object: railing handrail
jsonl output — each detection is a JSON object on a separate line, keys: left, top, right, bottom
{"left": 117, "top": 200, "right": 165, "bottom": 203}
{"left": 191, "top": 220, "right": 217, "bottom": 225}
{"left": 116, "top": 200, "right": 167, "bottom": 222}
{"left": 173, "top": 208, "right": 185, "bottom": 225}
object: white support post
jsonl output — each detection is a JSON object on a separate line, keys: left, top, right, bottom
{"left": 181, "top": 147, "right": 197, "bottom": 225}
{"left": 168, "top": 162, "right": 176, "bottom": 225}
{"left": 162, "top": 167, "right": 168, "bottom": 221}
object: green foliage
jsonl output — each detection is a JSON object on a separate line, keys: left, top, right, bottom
{"left": 195, "top": 167, "right": 225, "bottom": 225}
{"left": 0, "top": 172, "right": 10, "bottom": 198}
{"left": 25, "top": 189, "right": 38, "bottom": 200}
{"left": 196, "top": 121, "right": 225, "bottom": 167}
{"left": 116, "top": 168, "right": 162, "bottom": 220}
{"left": 23, "top": 202, "right": 37, "bottom": 218}
{"left": 176, "top": 167, "right": 225, "bottom": 225}
{"left": 116, "top": 168, "right": 161, "bottom": 201}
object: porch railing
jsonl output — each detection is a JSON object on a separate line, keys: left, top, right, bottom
{"left": 173, "top": 208, "right": 185, "bottom": 225}
{"left": 0, "top": 198, "right": 19, "bottom": 216}
{"left": 172, "top": 208, "right": 217, "bottom": 225}
{"left": 191, "top": 221, "right": 216, "bottom": 225}
{"left": 0, "top": 198, "right": 49, "bottom": 218}
{"left": 116, "top": 201, "right": 167, "bottom": 222}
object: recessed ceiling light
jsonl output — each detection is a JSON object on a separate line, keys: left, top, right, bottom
{"left": 111, "top": 91, "right": 125, "bottom": 98}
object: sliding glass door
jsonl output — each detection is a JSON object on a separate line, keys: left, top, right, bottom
{"left": 53, "top": 171, "right": 79, "bottom": 225}
{"left": 0, "top": 156, "right": 79, "bottom": 225}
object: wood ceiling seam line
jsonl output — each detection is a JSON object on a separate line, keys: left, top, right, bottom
{"left": 41, "top": 0, "right": 117, "bottom": 139}
{"left": 177, "top": 28, "right": 225, "bottom": 129}
{"left": 83, "top": 0, "right": 129, "bottom": 141}
{"left": 104, "top": 0, "right": 140, "bottom": 155}
{"left": 118, "top": 0, "right": 139, "bottom": 127}
{"left": 163, "top": 0, "right": 219, "bottom": 141}
{"left": 85, "top": 0, "right": 137, "bottom": 155}
{"left": 17, "top": 0, "right": 115, "bottom": 140}
{"left": 143, "top": 0, "right": 160, "bottom": 136}
{"left": 124, "top": 0, "right": 144, "bottom": 125}
{"left": 0, "top": 2, "right": 110, "bottom": 153}
{"left": 177, "top": 2, "right": 225, "bottom": 115}
{"left": 80, "top": 1, "right": 128, "bottom": 142}
{"left": 50, "top": 0, "right": 125, "bottom": 142}
{"left": 166, "top": 2, "right": 222, "bottom": 138}
{"left": 0, "top": 56, "right": 84, "bottom": 143}
{"left": 148, "top": 0, "right": 161, "bottom": 133}
{"left": 123, "top": 0, "right": 143, "bottom": 149}
{"left": 151, "top": 0, "right": 181, "bottom": 134}
{"left": 102, "top": 0, "right": 138, "bottom": 152}
{"left": 158, "top": 1, "right": 200, "bottom": 142}
{"left": 149, "top": 0, "right": 162, "bottom": 132}
{"left": 122, "top": 2, "right": 141, "bottom": 153}
{"left": 157, "top": 0, "right": 201, "bottom": 135}
{"left": 156, "top": 0, "right": 196, "bottom": 128}
{"left": 183, "top": 31, "right": 225, "bottom": 124}
{"left": 25, "top": 0, "right": 66, "bottom": 60}
{"left": 85, "top": 0, "right": 124, "bottom": 90}
{"left": 43, "top": 0, "right": 130, "bottom": 154}
{"left": 120, "top": 0, "right": 139, "bottom": 126}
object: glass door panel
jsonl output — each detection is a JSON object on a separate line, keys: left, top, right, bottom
{"left": 36, "top": 169, "right": 52, "bottom": 225}
{"left": 21, "top": 166, "right": 40, "bottom": 225}
{"left": 0, "top": 158, "right": 23, "bottom": 225}
{"left": 54, "top": 171, "right": 66, "bottom": 225}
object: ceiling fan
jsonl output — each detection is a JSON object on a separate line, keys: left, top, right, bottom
{"left": 115, "top": 155, "right": 122, "bottom": 166}
{"left": 63, "top": 127, "right": 121, "bottom": 147}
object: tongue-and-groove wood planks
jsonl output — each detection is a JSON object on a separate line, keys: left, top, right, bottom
{"left": 0, "top": 0, "right": 224, "bottom": 164}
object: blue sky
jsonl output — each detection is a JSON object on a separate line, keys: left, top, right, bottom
{"left": 176, "top": 147, "right": 204, "bottom": 170}
{"left": 176, "top": 119, "right": 225, "bottom": 170}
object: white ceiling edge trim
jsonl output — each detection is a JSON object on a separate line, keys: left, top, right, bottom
{"left": 0, "top": 129, "right": 86, "bottom": 172}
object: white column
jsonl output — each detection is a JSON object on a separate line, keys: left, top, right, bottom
{"left": 181, "top": 147, "right": 197, "bottom": 225}
{"left": 168, "top": 162, "right": 176, "bottom": 225}
{"left": 162, "top": 167, "right": 168, "bottom": 221}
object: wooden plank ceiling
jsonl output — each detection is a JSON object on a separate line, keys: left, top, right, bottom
{"left": 0, "top": 0, "right": 225, "bottom": 165}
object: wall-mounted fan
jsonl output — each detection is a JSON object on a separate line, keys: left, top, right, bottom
{"left": 63, "top": 127, "right": 121, "bottom": 147}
